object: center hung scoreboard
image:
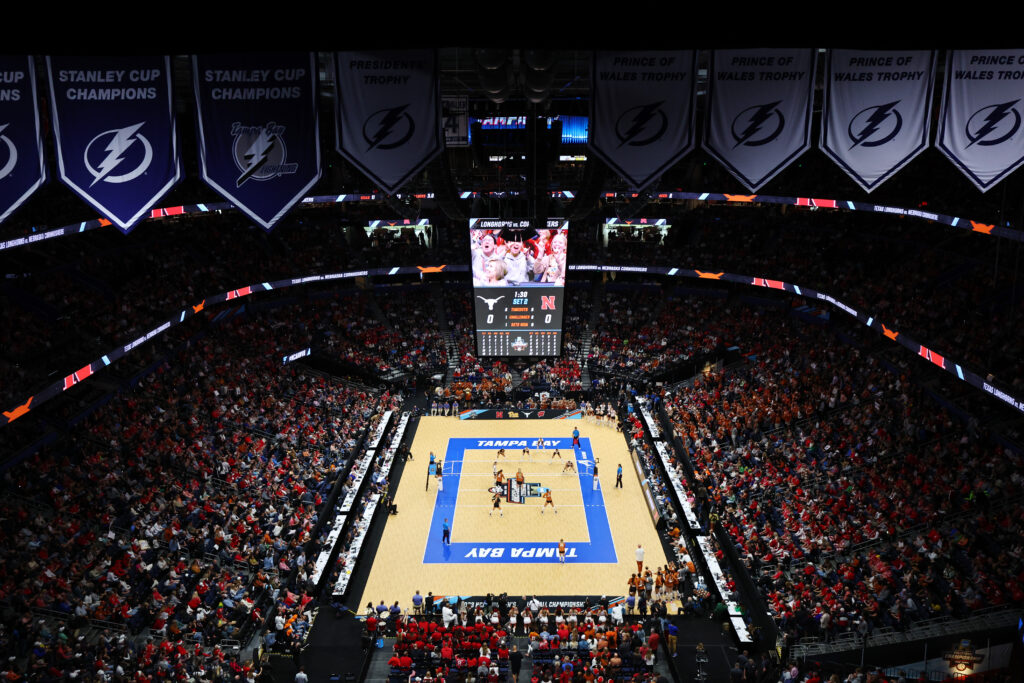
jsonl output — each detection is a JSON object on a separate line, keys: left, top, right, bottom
{"left": 469, "top": 218, "right": 568, "bottom": 357}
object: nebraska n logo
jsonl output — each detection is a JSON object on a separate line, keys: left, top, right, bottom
{"left": 541, "top": 296, "right": 556, "bottom": 310}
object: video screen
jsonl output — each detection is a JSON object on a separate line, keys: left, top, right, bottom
{"left": 469, "top": 218, "right": 567, "bottom": 356}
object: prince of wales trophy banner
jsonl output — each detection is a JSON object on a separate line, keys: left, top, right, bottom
{"left": 822, "top": 50, "right": 936, "bottom": 192}
{"left": 938, "top": 49, "right": 1024, "bottom": 192}
{"left": 704, "top": 49, "right": 816, "bottom": 192}
{"left": 46, "top": 55, "right": 180, "bottom": 232}
{"left": 193, "top": 53, "right": 321, "bottom": 230}
{"left": 0, "top": 56, "right": 46, "bottom": 225}
{"left": 589, "top": 51, "right": 696, "bottom": 190}
{"left": 334, "top": 50, "right": 441, "bottom": 194}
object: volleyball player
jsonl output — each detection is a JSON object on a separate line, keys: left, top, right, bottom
{"left": 522, "top": 443, "right": 530, "bottom": 459}
{"left": 497, "top": 447, "right": 506, "bottom": 459}
{"left": 537, "top": 437, "right": 546, "bottom": 451}
{"left": 551, "top": 445, "right": 561, "bottom": 460}
{"left": 562, "top": 459, "right": 575, "bottom": 473}
{"left": 558, "top": 539, "right": 567, "bottom": 564}
{"left": 541, "top": 489, "right": 556, "bottom": 514}
{"left": 490, "top": 491, "right": 503, "bottom": 517}
{"left": 515, "top": 468, "right": 525, "bottom": 500}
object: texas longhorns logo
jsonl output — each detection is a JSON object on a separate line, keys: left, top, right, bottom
{"left": 477, "top": 295, "right": 506, "bottom": 311}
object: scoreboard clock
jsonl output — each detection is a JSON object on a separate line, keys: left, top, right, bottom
{"left": 469, "top": 218, "right": 567, "bottom": 357}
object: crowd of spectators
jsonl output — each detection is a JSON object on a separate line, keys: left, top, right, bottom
{"left": 588, "top": 289, "right": 730, "bottom": 378}
{"left": 656, "top": 309, "right": 1024, "bottom": 644}
{"left": 382, "top": 600, "right": 679, "bottom": 683}
{"left": 0, "top": 310, "right": 397, "bottom": 680}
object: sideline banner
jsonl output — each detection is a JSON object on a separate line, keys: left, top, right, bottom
{"left": 938, "top": 49, "right": 1024, "bottom": 192}
{"left": 704, "top": 49, "right": 816, "bottom": 192}
{"left": 822, "top": 50, "right": 936, "bottom": 192}
{"left": 334, "top": 50, "right": 441, "bottom": 194}
{"left": 458, "top": 408, "right": 583, "bottom": 420}
{"left": 46, "top": 55, "right": 180, "bottom": 232}
{"left": 193, "top": 52, "right": 321, "bottom": 230}
{"left": 0, "top": 56, "right": 46, "bottom": 224}
{"left": 589, "top": 51, "right": 696, "bottom": 190}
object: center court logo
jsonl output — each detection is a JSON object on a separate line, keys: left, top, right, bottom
{"left": 362, "top": 104, "right": 414, "bottom": 151}
{"left": 848, "top": 101, "right": 903, "bottom": 149}
{"left": 966, "top": 100, "right": 1021, "bottom": 147}
{"left": 83, "top": 122, "right": 152, "bottom": 187}
{"left": 0, "top": 123, "right": 16, "bottom": 179}
{"left": 614, "top": 101, "right": 668, "bottom": 147}
{"left": 731, "top": 101, "right": 785, "bottom": 148}
{"left": 231, "top": 122, "right": 298, "bottom": 187}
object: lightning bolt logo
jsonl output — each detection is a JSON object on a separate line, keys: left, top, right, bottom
{"left": 363, "top": 105, "right": 415, "bottom": 151}
{"left": 0, "top": 123, "right": 16, "bottom": 180}
{"left": 84, "top": 123, "right": 153, "bottom": 187}
{"left": 614, "top": 101, "right": 668, "bottom": 147}
{"left": 966, "top": 100, "right": 1021, "bottom": 147}
{"left": 848, "top": 101, "right": 903, "bottom": 149}
{"left": 731, "top": 101, "right": 785, "bottom": 148}
{"left": 237, "top": 129, "right": 277, "bottom": 187}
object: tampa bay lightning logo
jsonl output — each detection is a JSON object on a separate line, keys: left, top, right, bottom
{"left": 84, "top": 122, "right": 153, "bottom": 187}
{"left": 731, "top": 101, "right": 785, "bottom": 148}
{"left": 0, "top": 123, "right": 16, "bottom": 180}
{"left": 966, "top": 100, "right": 1021, "bottom": 147}
{"left": 614, "top": 101, "right": 668, "bottom": 147}
{"left": 363, "top": 104, "right": 415, "bottom": 151}
{"left": 231, "top": 122, "right": 298, "bottom": 187}
{"left": 848, "top": 101, "right": 903, "bottom": 149}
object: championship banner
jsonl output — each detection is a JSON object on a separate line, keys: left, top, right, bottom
{"left": 193, "top": 52, "right": 321, "bottom": 230}
{"left": 938, "top": 50, "right": 1024, "bottom": 192}
{"left": 589, "top": 51, "right": 696, "bottom": 190}
{"left": 704, "top": 49, "right": 816, "bottom": 192}
{"left": 46, "top": 55, "right": 179, "bottom": 232}
{"left": 443, "top": 96, "right": 469, "bottom": 147}
{"left": 822, "top": 50, "right": 936, "bottom": 192}
{"left": 0, "top": 56, "right": 46, "bottom": 225}
{"left": 334, "top": 50, "right": 441, "bottom": 194}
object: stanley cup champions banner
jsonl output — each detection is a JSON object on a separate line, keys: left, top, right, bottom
{"left": 0, "top": 56, "right": 46, "bottom": 225}
{"left": 193, "top": 53, "right": 321, "bottom": 230}
{"left": 334, "top": 50, "right": 441, "bottom": 194}
{"left": 46, "top": 55, "right": 180, "bottom": 232}
{"left": 822, "top": 50, "right": 936, "bottom": 192}
{"left": 704, "top": 49, "right": 816, "bottom": 192}
{"left": 938, "top": 50, "right": 1024, "bottom": 192}
{"left": 589, "top": 51, "right": 696, "bottom": 190}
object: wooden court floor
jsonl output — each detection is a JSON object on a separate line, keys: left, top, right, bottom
{"left": 357, "top": 417, "right": 667, "bottom": 607}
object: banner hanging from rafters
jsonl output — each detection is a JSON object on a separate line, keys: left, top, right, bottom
{"left": 704, "top": 49, "right": 816, "bottom": 192}
{"left": 193, "top": 52, "right": 321, "bottom": 230}
{"left": 334, "top": 50, "right": 442, "bottom": 194}
{"left": 589, "top": 51, "right": 697, "bottom": 190}
{"left": 821, "top": 49, "right": 936, "bottom": 192}
{"left": 46, "top": 55, "right": 180, "bottom": 232}
{"left": 938, "top": 49, "right": 1024, "bottom": 192}
{"left": 0, "top": 56, "right": 46, "bottom": 225}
